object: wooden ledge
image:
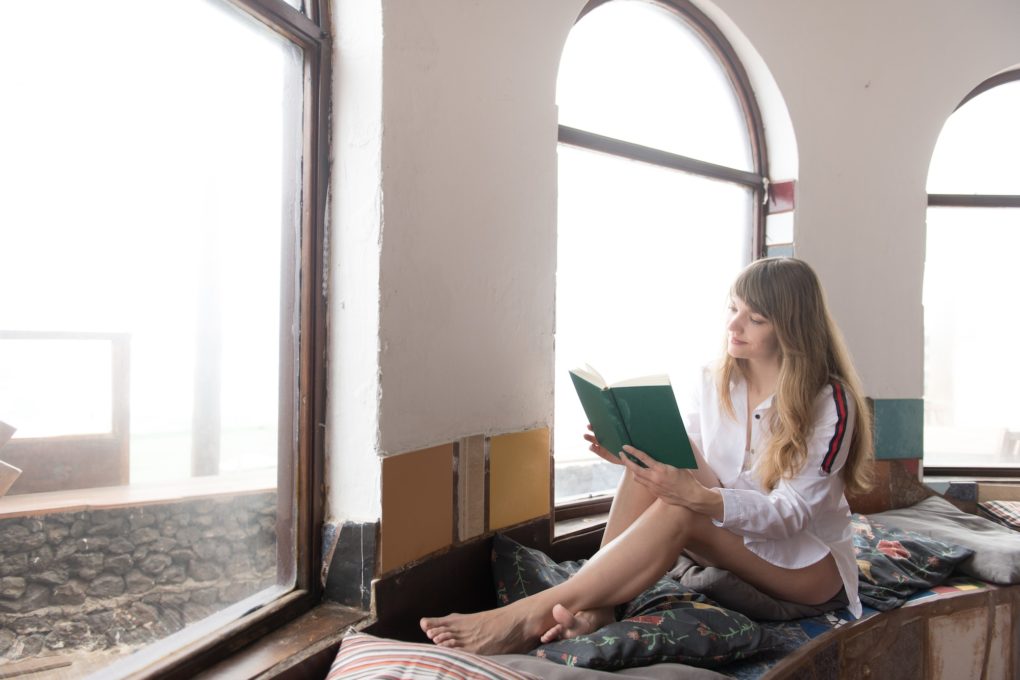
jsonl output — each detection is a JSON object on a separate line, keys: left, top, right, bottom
{"left": 763, "top": 584, "right": 1020, "bottom": 679}
{"left": 0, "top": 468, "right": 275, "bottom": 519}
{"left": 193, "top": 602, "right": 368, "bottom": 680}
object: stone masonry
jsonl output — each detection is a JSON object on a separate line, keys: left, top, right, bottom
{"left": 0, "top": 492, "right": 277, "bottom": 661}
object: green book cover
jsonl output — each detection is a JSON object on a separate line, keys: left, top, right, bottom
{"left": 568, "top": 365, "right": 696, "bottom": 469}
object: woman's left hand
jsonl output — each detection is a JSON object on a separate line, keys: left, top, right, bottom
{"left": 621, "top": 445, "right": 723, "bottom": 518}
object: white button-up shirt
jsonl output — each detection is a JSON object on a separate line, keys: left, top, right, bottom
{"left": 685, "top": 364, "right": 862, "bottom": 618}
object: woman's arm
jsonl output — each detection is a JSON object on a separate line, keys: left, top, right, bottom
{"left": 619, "top": 445, "right": 725, "bottom": 521}
{"left": 712, "top": 384, "right": 856, "bottom": 541}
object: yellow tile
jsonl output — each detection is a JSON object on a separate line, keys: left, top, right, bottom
{"left": 489, "top": 428, "right": 551, "bottom": 530}
{"left": 380, "top": 444, "right": 454, "bottom": 573}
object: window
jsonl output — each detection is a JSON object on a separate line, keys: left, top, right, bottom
{"left": 924, "top": 70, "right": 1020, "bottom": 473}
{"left": 0, "top": 1, "right": 329, "bottom": 676}
{"left": 554, "top": 0, "right": 767, "bottom": 504}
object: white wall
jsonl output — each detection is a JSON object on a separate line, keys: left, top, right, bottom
{"left": 708, "top": 0, "right": 1020, "bottom": 399}
{"left": 326, "top": 0, "right": 1020, "bottom": 520}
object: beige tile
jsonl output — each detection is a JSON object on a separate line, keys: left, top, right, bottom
{"left": 380, "top": 444, "right": 454, "bottom": 573}
{"left": 977, "top": 482, "right": 1020, "bottom": 502}
{"left": 928, "top": 606, "right": 987, "bottom": 680}
{"left": 987, "top": 603, "right": 1012, "bottom": 680}
{"left": 457, "top": 435, "right": 486, "bottom": 541}
{"left": 488, "top": 428, "right": 550, "bottom": 530}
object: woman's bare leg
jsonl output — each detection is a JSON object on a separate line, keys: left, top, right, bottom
{"left": 542, "top": 439, "right": 722, "bottom": 642}
{"left": 421, "top": 499, "right": 841, "bottom": 654}
{"left": 422, "top": 501, "right": 701, "bottom": 654}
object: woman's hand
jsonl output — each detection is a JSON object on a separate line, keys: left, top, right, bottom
{"left": 620, "top": 445, "right": 724, "bottom": 519}
{"left": 583, "top": 426, "right": 624, "bottom": 466}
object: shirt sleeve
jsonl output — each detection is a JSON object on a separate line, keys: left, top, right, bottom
{"left": 712, "top": 382, "right": 855, "bottom": 541}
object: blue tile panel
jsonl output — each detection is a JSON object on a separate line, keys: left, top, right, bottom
{"left": 872, "top": 398, "right": 923, "bottom": 460}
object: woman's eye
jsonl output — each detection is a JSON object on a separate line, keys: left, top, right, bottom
{"left": 750, "top": 317, "right": 764, "bottom": 325}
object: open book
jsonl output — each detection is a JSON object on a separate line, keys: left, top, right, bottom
{"left": 568, "top": 365, "right": 696, "bottom": 469}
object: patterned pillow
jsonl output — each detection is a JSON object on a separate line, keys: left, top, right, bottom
{"left": 328, "top": 632, "right": 541, "bottom": 680}
{"left": 852, "top": 513, "right": 974, "bottom": 610}
{"left": 491, "top": 534, "right": 777, "bottom": 670}
{"left": 491, "top": 533, "right": 585, "bottom": 605}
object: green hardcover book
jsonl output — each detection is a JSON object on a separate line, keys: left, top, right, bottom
{"left": 568, "top": 365, "right": 696, "bottom": 469}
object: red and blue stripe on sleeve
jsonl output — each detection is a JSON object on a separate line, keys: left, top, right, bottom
{"left": 821, "top": 381, "right": 849, "bottom": 474}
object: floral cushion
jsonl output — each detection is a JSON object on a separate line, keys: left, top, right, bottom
{"left": 491, "top": 534, "right": 777, "bottom": 670}
{"left": 852, "top": 513, "right": 974, "bottom": 610}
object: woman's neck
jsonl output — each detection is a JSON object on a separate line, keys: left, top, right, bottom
{"left": 742, "top": 358, "right": 780, "bottom": 398}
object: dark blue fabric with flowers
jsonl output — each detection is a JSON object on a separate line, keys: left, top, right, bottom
{"left": 490, "top": 534, "right": 778, "bottom": 670}
{"left": 851, "top": 513, "right": 973, "bottom": 610}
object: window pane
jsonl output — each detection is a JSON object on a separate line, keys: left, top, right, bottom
{"left": 927, "top": 79, "right": 1020, "bottom": 195}
{"left": 557, "top": 0, "right": 752, "bottom": 171}
{"left": 555, "top": 146, "right": 750, "bottom": 500}
{"left": 0, "top": 338, "right": 114, "bottom": 438}
{"left": 0, "top": 0, "right": 301, "bottom": 673}
{"left": 923, "top": 207, "right": 1020, "bottom": 466}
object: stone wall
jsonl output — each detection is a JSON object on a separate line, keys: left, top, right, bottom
{"left": 0, "top": 492, "right": 277, "bottom": 661}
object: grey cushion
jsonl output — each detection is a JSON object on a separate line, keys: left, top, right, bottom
{"left": 494, "top": 654, "right": 731, "bottom": 679}
{"left": 870, "top": 495, "right": 1020, "bottom": 584}
{"left": 667, "top": 555, "right": 847, "bottom": 621}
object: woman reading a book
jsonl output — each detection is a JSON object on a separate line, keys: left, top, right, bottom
{"left": 421, "top": 257, "right": 874, "bottom": 654}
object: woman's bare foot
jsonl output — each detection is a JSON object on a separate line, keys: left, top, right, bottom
{"left": 539, "top": 604, "right": 615, "bottom": 643}
{"left": 420, "top": 602, "right": 548, "bottom": 655}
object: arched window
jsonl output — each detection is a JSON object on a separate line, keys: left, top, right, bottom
{"left": 554, "top": 0, "right": 768, "bottom": 503}
{"left": 924, "top": 69, "right": 1020, "bottom": 474}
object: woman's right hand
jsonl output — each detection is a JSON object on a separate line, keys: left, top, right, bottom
{"left": 583, "top": 425, "right": 623, "bottom": 465}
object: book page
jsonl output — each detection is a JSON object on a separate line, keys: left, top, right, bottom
{"left": 611, "top": 373, "right": 671, "bottom": 388}
{"left": 568, "top": 364, "right": 608, "bottom": 390}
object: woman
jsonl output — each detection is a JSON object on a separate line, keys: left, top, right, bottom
{"left": 421, "top": 257, "right": 873, "bottom": 654}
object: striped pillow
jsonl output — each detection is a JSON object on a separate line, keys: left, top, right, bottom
{"left": 327, "top": 632, "right": 541, "bottom": 680}
{"left": 978, "top": 500, "right": 1020, "bottom": 531}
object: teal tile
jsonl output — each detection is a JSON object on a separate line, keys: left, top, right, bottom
{"left": 872, "top": 398, "right": 923, "bottom": 460}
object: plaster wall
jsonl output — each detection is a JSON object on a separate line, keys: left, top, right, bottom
{"left": 325, "top": 0, "right": 1020, "bottom": 518}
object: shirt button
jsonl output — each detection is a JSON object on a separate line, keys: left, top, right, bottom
{"left": 754, "top": 414, "right": 761, "bottom": 420}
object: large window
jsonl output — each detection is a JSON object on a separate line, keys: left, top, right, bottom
{"left": 924, "top": 70, "right": 1020, "bottom": 472}
{"left": 0, "top": 1, "right": 329, "bottom": 677}
{"left": 554, "top": 0, "right": 767, "bottom": 503}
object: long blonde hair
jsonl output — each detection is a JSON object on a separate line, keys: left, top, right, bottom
{"left": 717, "top": 258, "right": 873, "bottom": 495}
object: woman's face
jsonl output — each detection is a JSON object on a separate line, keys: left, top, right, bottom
{"left": 726, "top": 296, "right": 780, "bottom": 363}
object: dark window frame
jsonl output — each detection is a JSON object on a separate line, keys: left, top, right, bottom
{"left": 76, "top": 1, "right": 332, "bottom": 677}
{"left": 924, "top": 68, "right": 1020, "bottom": 479}
{"left": 553, "top": 0, "right": 768, "bottom": 520}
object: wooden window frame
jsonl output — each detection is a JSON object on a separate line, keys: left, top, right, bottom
{"left": 553, "top": 0, "right": 768, "bottom": 522}
{"left": 923, "top": 68, "right": 1020, "bottom": 480}
{"left": 80, "top": 1, "right": 332, "bottom": 677}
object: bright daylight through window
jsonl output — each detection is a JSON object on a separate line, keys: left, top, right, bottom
{"left": 554, "top": 0, "right": 760, "bottom": 503}
{"left": 924, "top": 73, "right": 1020, "bottom": 470}
{"left": 0, "top": 1, "right": 318, "bottom": 675}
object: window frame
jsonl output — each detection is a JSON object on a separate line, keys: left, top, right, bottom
{"left": 74, "top": 1, "right": 332, "bottom": 677}
{"left": 553, "top": 0, "right": 769, "bottom": 518}
{"left": 923, "top": 68, "right": 1020, "bottom": 479}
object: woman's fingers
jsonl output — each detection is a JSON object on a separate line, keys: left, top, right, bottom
{"left": 621, "top": 445, "right": 654, "bottom": 465}
{"left": 583, "top": 428, "right": 625, "bottom": 465}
